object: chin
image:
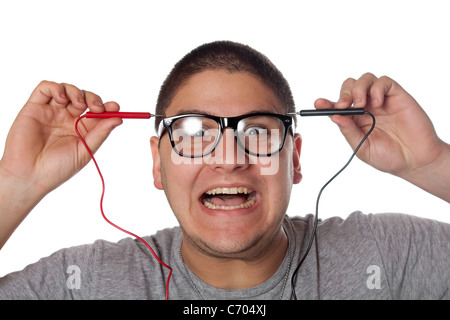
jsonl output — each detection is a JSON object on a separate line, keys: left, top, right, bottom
{"left": 184, "top": 225, "right": 268, "bottom": 259}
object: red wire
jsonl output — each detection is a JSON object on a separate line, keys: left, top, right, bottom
{"left": 75, "top": 116, "right": 172, "bottom": 300}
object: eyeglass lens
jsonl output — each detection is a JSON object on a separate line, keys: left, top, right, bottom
{"left": 170, "top": 115, "right": 286, "bottom": 157}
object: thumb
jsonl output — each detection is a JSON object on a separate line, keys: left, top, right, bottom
{"left": 78, "top": 118, "right": 123, "bottom": 159}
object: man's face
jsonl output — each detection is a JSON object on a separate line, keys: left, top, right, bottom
{"left": 150, "top": 70, "right": 302, "bottom": 259}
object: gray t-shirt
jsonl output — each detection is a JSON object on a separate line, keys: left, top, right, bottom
{"left": 0, "top": 211, "right": 449, "bottom": 299}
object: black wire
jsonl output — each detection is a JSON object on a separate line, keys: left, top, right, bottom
{"left": 290, "top": 111, "right": 376, "bottom": 300}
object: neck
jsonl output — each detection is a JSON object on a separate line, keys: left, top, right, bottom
{"left": 180, "top": 228, "right": 289, "bottom": 290}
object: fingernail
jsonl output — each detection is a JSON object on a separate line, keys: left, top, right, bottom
{"left": 94, "top": 100, "right": 103, "bottom": 107}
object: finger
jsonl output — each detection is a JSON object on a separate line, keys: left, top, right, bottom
{"left": 369, "top": 76, "right": 396, "bottom": 109}
{"left": 79, "top": 101, "right": 121, "bottom": 133}
{"left": 103, "top": 101, "right": 121, "bottom": 112}
{"left": 314, "top": 98, "right": 335, "bottom": 109}
{"left": 59, "top": 83, "right": 92, "bottom": 115}
{"left": 82, "top": 89, "right": 108, "bottom": 114}
{"left": 349, "top": 73, "right": 378, "bottom": 108}
{"left": 62, "top": 84, "right": 110, "bottom": 116}
{"left": 334, "top": 77, "right": 357, "bottom": 109}
{"left": 28, "top": 80, "right": 68, "bottom": 106}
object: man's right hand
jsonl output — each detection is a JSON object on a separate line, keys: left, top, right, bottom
{"left": 1, "top": 81, "right": 122, "bottom": 196}
{"left": 0, "top": 81, "right": 122, "bottom": 248}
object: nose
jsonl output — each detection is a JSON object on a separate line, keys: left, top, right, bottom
{"left": 206, "top": 128, "right": 249, "bottom": 172}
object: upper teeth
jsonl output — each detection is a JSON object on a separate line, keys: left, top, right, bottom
{"left": 205, "top": 187, "right": 253, "bottom": 195}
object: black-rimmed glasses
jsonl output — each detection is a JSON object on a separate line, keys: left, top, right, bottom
{"left": 158, "top": 112, "right": 293, "bottom": 158}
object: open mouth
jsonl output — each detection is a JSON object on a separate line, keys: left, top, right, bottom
{"left": 201, "top": 187, "right": 257, "bottom": 210}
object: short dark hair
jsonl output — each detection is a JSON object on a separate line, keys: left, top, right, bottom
{"left": 155, "top": 40, "right": 296, "bottom": 132}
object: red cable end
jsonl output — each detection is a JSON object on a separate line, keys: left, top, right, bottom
{"left": 85, "top": 112, "right": 152, "bottom": 119}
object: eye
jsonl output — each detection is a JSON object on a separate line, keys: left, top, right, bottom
{"left": 243, "top": 126, "right": 267, "bottom": 136}
{"left": 173, "top": 118, "right": 210, "bottom": 136}
{"left": 191, "top": 127, "right": 209, "bottom": 137}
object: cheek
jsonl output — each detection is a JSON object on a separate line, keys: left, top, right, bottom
{"left": 264, "top": 150, "right": 294, "bottom": 210}
{"left": 159, "top": 153, "right": 202, "bottom": 212}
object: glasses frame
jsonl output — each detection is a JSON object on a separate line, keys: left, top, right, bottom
{"left": 158, "top": 112, "right": 294, "bottom": 158}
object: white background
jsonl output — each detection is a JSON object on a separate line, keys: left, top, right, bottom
{"left": 0, "top": 0, "right": 449, "bottom": 277}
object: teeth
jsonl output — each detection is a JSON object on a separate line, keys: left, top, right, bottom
{"left": 203, "top": 187, "right": 256, "bottom": 210}
{"left": 203, "top": 194, "right": 256, "bottom": 210}
{"left": 205, "top": 187, "right": 252, "bottom": 195}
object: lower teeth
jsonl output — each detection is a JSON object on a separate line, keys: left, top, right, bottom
{"left": 203, "top": 195, "right": 256, "bottom": 210}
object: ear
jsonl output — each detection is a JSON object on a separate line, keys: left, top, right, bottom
{"left": 150, "top": 136, "right": 164, "bottom": 190}
{"left": 292, "top": 133, "right": 302, "bottom": 184}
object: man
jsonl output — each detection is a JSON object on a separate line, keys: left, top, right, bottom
{"left": 0, "top": 41, "right": 449, "bottom": 299}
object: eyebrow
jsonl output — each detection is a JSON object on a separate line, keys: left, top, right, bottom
{"left": 172, "top": 108, "right": 214, "bottom": 116}
{"left": 172, "top": 107, "right": 284, "bottom": 117}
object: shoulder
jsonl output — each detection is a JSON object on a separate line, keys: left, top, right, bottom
{"left": 60, "top": 226, "right": 181, "bottom": 299}
{"left": 286, "top": 212, "right": 450, "bottom": 299}
{"left": 286, "top": 211, "right": 373, "bottom": 239}
{"left": 0, "top": 227, "right": 181, "bottom": 299}
{"left": 87, "top": 226, "right": 182, "bottom": 262}
{"left": 356, "top": 212, "right": 450, "bottom": 244}
{"left": 286, "top": 211, "right": 450, "bottom": 254}
{"left": 36, "top": 226, "right": 182, "bottom": 276}
{"left": 287, "top": 211, "right": 450, "bottom": 235}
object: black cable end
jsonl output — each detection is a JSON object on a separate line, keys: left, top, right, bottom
{"left": 299, "top": 108, "right": 366, "bottom": 117}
